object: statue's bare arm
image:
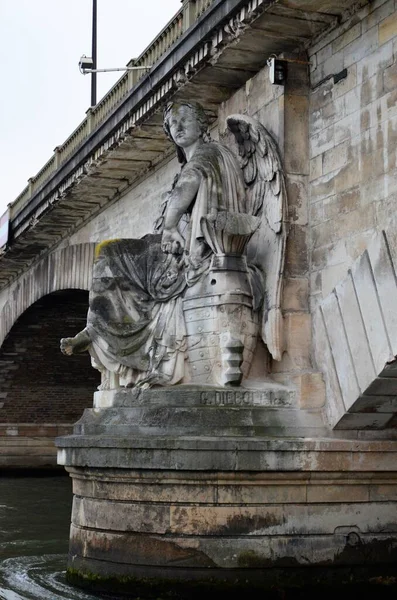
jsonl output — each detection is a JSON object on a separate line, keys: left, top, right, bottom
{"left": 60, "top": 328, "right": 91, "bottom": 356}
{"left": 161, "top": 169, "right": 200, "bottom": 254}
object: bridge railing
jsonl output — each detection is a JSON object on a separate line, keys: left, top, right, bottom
{"left": 196, "top": 0, "right": 214, "bottom": 18}
{"left": 7, "top": 0, "right": 215, "bottom": 225}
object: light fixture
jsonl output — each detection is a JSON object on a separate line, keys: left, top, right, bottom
{"left": 79, "top": 55, "right": 94, "bottom": 72}
{"left": 267, "top": 57, "right": 288, "bottom": 86}
{"left": 78, "top": 55, "right": 152, "bottom": 75}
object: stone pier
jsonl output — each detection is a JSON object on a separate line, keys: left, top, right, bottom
{"left": 57, "top": 386, "right": 397, "bottom": 594}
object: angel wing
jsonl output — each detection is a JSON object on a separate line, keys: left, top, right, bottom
{"left": 226, "top": 114, "right": 288, "bottom": 361}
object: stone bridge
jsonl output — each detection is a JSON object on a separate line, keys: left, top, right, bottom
{"left": 2, "top": 0, "right": 397, "bottom": 467}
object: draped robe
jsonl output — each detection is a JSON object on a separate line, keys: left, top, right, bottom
{"left": 86, "top": 141, "right": 251, "bottom": 388}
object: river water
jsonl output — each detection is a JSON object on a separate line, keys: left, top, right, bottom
{"left": 0, "top": 474, "right": 101, "bottom": 600}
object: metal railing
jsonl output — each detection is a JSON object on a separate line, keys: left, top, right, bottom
{"left": 7, "top": 0, "right": 215, "bottom": 222}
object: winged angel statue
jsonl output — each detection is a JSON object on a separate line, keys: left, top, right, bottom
{"left": 61, "top": 101, "right": 287, "bottom": 389}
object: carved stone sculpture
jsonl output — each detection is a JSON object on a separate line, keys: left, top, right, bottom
{"left": 60, "top": 101, "right": 287, "bottom": 388}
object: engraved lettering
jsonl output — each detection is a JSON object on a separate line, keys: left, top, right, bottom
{"left": 200, "top": 392, "right": 210, "bottom": 405}
{"left": 200, "top": 390, "right": 293, "bottom": 407}
{"left": 243, "top": 392, "right": 251, "bottom": 405}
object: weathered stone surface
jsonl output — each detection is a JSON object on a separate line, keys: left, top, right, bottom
{"left": 352, "top": 249, "right": 392, "bottom": 372}
{"left": 310, "top": 154, "right": 323, "bottom": 181}
{"left": 94, "top": 384, "right": 296, "bottom": 409}
{"left": 284, "top": 95, "right": 309, "bottom": 174}
{"left": 367, "top": 232, "right": 397, "bottom": 355}
{"left": 286, "top": 174, "right": 309, "bottom": 225}
{"left": 336, "top": 272, "right": 376, "bottom": 391}
{"left": 379, "top": 10, "right": 397, "bottom": 44}
{"left": 0, "top": 244, "right": 95, "bottom": 349}
{"left": 57, "top": 427, "right": 397, "bottom": 587}
{"left": 313, "top": 231, "right": 397, "bottom": 430}
{"left": 61, "top": 104, "right": 289, "bottom": 388}
{"left": 62, "top": 459, "right": 397, "bottom": 587}
{"left": 295, "top": 372, "right": 326, "bottom": 409}
{"left": 70, "top": 384, "right": 334, "bottom": 441}
{"left": 282, "top": 277, "right": 309, "bottom": 311}
{"left": 4, "top": 0, "right": 397, "bottom": 590}
{"left": 57, "top": 433, "right": 397, "bottom": 472}
{"left": 321, "top": 291, "right": 359, "bottom": 411}
{"left": 0, "top": 432, "right": 66, "bottom": 468}
{"left": 307, "top": 0, "right": 397, "bottom": 324}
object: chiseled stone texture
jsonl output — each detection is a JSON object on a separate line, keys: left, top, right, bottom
{"left": 69, "top": 385, "right": 334, "bottom": 440}
{"left": 308, "top": 0, "right": 397, "bottom": 311}
{"left": 313, "top": 229, "right": 397, "bottom": 429}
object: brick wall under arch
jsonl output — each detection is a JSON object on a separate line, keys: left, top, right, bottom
{"left": 0, "top": 289, "right": 100, "bottom": 424}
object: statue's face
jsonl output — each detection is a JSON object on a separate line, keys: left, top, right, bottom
{"left": 168, "top": 105, "right": 202, "bottom": 148}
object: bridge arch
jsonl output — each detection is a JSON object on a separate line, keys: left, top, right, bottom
{"left": 0, "top": 243, "right": 95, "bottom": 349}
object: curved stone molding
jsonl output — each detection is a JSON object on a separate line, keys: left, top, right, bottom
{"left": 0, "top": 243, "right": 95, "bottom": 348}
{"left": 313, "top": 231, "right": 397, "bottom": 431}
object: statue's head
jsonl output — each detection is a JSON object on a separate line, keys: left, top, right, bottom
{"left": 163, "top": 101, "right": 209, "bottom": 163}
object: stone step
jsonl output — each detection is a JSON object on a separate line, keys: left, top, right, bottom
{"left": 74, "top": 405, "right": 325, "bottom": 437}
{"left": 57, "top": 435, "right": 397, "bottom": 472}
{"left": 74, "top": 425, "right": 331, "bottom": 438}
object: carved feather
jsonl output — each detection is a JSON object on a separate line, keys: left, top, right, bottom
{"left": 226, "top": 114, "right": 288, "bottom": 362}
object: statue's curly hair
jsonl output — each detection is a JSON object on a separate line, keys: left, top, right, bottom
{"left": 163, "top": 101, "right": 210, "bottom": 164}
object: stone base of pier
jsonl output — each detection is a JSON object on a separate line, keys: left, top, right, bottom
{"left": 56, "top": 386, "right": 397, "bottom": 594}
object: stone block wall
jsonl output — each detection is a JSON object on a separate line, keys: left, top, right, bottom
{"left": 218, "top": 57, "right": 315, "bottom": 395}
{"left": 68, "top": 157, "right": 180, "bottom": 245}
{"left": 309, "top": 0, "right": 397, "bottom": 307}
{"left": 308, "top": 0, "right": 397, "bottom": 430}
{"left": 313, "top": 230, "right": 397, "bottom": 430}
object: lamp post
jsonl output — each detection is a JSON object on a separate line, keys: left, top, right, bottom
{"left": 91, "top": 0, "right": 97, "bottom": 107}
{"left": 78, "top": 1, "right": 152, "bottom": 98}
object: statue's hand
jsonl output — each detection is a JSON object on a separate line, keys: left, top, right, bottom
{"left": 161, "top": 228, "right": 185, "bottom": 255}
{"left": 60, "top": 330, "right": 91, "bottom": 356}
{"left": 60, "top": 337, "right": 74, "bottom": 356}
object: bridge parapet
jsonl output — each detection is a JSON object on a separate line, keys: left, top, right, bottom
{"left": 8, "top": 1, "right": 213, "bottom": 222}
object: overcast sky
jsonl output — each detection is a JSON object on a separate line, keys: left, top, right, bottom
{"left": 0, "top": 0, "right": 181, "bottom": 215}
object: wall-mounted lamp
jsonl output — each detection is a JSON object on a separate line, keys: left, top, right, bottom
{"left": 267, "top": 57, "right": 288, "bottom": 86}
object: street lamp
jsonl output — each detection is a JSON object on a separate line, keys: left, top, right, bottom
{"left": 79, "top": 0, "right": 152, "bottom": 107}
{"left": 78, "top": 56, "right": 152, "bottom": 76}
{"left": 91, "top": 0, "right": 97, "bottom": 106}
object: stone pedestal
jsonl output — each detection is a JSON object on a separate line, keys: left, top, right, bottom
{"left": 57, "top": 386, "right": 397, "bottom": 595}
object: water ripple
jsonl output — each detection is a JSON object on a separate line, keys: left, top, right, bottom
{"left": 0, "top": 555, "right": 100, "bottom": 600}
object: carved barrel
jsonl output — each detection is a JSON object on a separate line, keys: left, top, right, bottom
{"left": 183, "top": 254, "right": 258, "bottom": 386}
